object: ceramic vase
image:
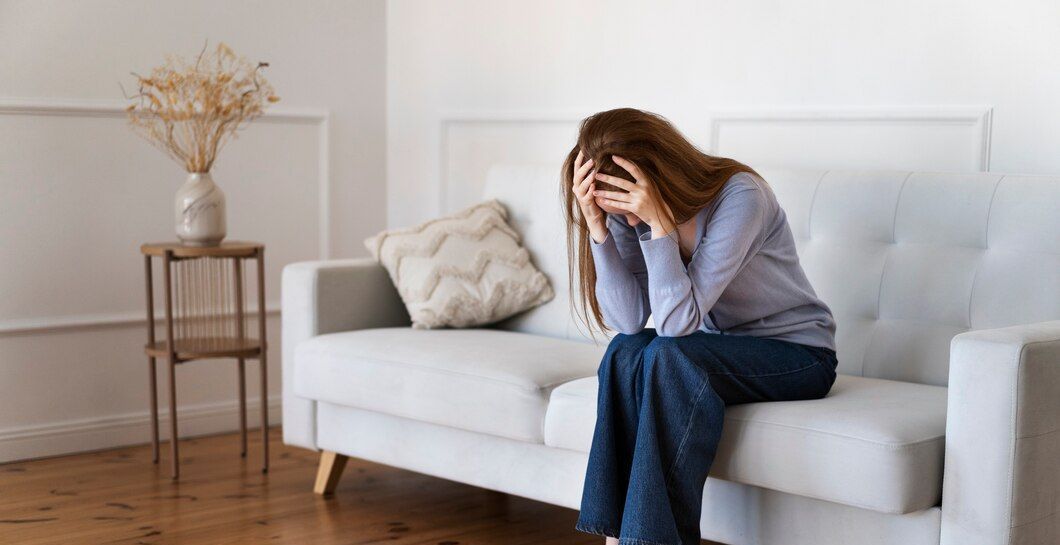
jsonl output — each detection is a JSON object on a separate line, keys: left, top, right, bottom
{"left": 175, "top": 172, "right": 226, "bottom": 246}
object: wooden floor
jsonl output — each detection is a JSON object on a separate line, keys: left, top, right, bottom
{"left": 0, "top": 428, "right": 601, "bottom": 545}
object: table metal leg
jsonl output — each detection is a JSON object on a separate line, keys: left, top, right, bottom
{"left": 144, "top": 255, "right": 159, "bottom": 464}
{"left": 234, "top": 257, "right": 248, "bottom": 460}
{"left": 167, "top": 358, "right": 179, "bottom": 480}
{"left": 260, "top": 356, "right": 268, "bottom": 473}
{"left": 163, "top": 250, "right": 179, "bottom": 480}
{"left": 149, "top": 357, "right": 159, "bottom": 464}
{"left": 238, "top": 358, "right": 247, "bottom": 458}
{"left": 257, "top": 249, "right": 268, "bottom": 474}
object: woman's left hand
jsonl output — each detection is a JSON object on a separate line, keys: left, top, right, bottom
{"left": 592, "top": 155, "right": 677, "bottom": 239}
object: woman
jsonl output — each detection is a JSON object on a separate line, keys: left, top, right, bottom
{"left": 562, "top": 108, "right": 838, "bottom": 545}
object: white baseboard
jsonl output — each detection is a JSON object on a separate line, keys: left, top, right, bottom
{"left": 0, "top": 398, "right": 282, "bottom": 464}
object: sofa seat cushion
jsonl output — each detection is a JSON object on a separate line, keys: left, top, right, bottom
{"left": 294, "top": 327, "right": 603, "bottom": 443}
{"left": 544, "top": 373, "right": 947, "bottom": 514}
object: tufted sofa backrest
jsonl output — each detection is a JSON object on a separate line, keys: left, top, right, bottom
{"left": 484, "top": 165, "right": 1060, "bottom": 387}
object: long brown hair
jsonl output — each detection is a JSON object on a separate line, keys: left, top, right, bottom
{"left": 561, "top": 107, "right": 757, "bottom": 334}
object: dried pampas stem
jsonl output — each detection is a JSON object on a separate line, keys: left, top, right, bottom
{"left": 124, "top": 42, "right": 280, "bottom": 174}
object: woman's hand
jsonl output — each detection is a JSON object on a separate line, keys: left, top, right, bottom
{"left": 592, "top": 155, "right": 677, "bottom": 239}
{"left": 572, "top": 150, "right": 609, "bottom": 244}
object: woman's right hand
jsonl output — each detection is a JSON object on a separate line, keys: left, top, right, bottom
{"left": 573, "top": 150, "right": 609, "bottom": 243}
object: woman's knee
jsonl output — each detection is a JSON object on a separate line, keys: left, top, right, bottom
{"left": 640, "top": 336, "right": 697, "bottom": 382}
{"left": 598, "top": 330, "right": 657, "bottom": 379}
{"left": 642, "top": 335, "right": 684, "bottom": 360}
{"left": 603, "top": 330, "right": 657, "bottom": 362}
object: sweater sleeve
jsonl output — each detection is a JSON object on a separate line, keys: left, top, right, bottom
{"left": 638, "top": 187, "right": 768, "bottom": 337}
{"left": 588, "top": 214, "right": 651, "bottom": 334}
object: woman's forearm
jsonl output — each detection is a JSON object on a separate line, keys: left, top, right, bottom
{"left": 640, "top": 186, "right": 768, "bottom": 337}
{"left": 590, "top": 233, "right": 650, "bottom": 334}
{"left": 639, "top": 234, "right": 701, "bottom": 337}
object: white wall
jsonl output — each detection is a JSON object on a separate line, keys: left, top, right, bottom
{"left": 0, "top": 0, "right": 386, "bottom": 461}
{"left": 5, "top": 0, "right": 1058, "bottom": 462}
{"left": 387, "top": 0, "right": 1060, "bottom": 226}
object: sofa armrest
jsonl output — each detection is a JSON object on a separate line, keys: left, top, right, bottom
{"left": 941, "top": 320, "right": 1060, "bottom": 545}
{"left": 281, "top": 258, "right": 409, "bottom": 449}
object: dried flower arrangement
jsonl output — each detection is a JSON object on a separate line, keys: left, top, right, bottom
{"left": 124, "top": 43, "right": 280, "bottom": 173}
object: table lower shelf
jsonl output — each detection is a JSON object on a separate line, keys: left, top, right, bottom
{"left": 145, "top": 338, "right": 262, "bottom": 360}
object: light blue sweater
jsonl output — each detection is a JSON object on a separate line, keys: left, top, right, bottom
{"left": 589, "top": 172, "right": 837, "bottom": 351}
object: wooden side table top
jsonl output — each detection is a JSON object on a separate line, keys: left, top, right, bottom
{"left": 141, "top": 241, "right": 263, "bottom": 258}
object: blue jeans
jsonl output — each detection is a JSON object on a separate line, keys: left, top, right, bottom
{"left": 575, "top": 329, "right": 838, "bottom": 545}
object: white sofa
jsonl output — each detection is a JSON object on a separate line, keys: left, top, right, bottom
{"left": 282, "top": 166, "right": 1060, "bottom": 545}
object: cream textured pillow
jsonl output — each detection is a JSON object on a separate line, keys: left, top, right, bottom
{"left": 364, "top": 199, "right": 554, "bottom": 329}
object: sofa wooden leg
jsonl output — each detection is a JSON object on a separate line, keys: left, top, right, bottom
{"left": 313, "top": 451, "right": 349, "bottom": 495}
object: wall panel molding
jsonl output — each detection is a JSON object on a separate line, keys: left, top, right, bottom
{"left": 436, "top": 106, "right": 995, "bottom": 216}
{"left": 438, "top": 111, "right": 581, "bottom": 214}
{"left": 0, "top": 304, "right": 280, "bottom": 337}
{"left": 0, "top": 96, "right": 331, "bottom": 257}
{"left": 709, "top": 106, "right": 994, "bottom": 171}
{"left": 0, "top": 97, "right": 330, "bottom": 336}
{"left": 0, "top": 96, "right": 326, "bottom": 122}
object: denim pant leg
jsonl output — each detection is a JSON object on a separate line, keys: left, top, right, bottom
{"left": 578, "top": 330, "right": 838, "bottom": 545}
{"left": 618, "top": 335, "right": 721, "bottom": 545}
{"left": 576, "top": 330, "right": 659, "bottom": 539}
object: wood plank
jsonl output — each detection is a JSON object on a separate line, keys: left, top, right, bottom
{"left": 0, "top": 428, "right": 616, "bottom": 545}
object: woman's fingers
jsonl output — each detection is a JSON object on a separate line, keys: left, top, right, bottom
{"left": 597, "top": 198, "right": 633, "bottom": 211}
{"left": 572, "top": 154, "right": 594, "bottom": 197}
{"left": 576, "top": 169, "right": 595, "bottom": 198}
{"left": 580, "top": 178, "right": 597, "bottom": 203}
{"left": 575, "top": 158, "right": 594, "bottom": 184}
{"left": 573, "top": 152, "right": 586, "bottom": 175}
{"left": 594, "top": 172, "right": 637, "bottom": 192}
{"left": 592, "top": 189, "right": 632, "bottom": 202}
{"left": 611, "top": 155, "right": 645, "bottom": 183}
{"left": 573, "top": 170, "right": 588, "bottom": 196}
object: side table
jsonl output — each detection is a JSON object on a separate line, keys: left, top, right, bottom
{"left": 141, "top": 241, "right": 268, "bottom": 479}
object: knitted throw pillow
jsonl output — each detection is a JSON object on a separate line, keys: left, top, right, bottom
{"left": 364, "top": 199, "right": 554, "bottom": 329}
